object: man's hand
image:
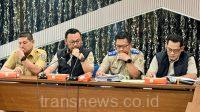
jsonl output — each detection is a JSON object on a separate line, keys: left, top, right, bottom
{"left": 146, "top": 71, "right": 156, "bottom": 78}
{"left": 16, "top": 49, "right": 25, "bottom": 59}
{"left": 72, "top": 48, "right": 85, "bottom": 60}
{"left": 96, "top": 70, "right": 106, "bottom": 76}
{"left": 72, "top": 48, "right": 80, "bottom": 58}
{"left": 14, "top": 67, "right": 23, "bottom": 75}
{"left": 117, "top": 52, "right": 131, "bottom": 61}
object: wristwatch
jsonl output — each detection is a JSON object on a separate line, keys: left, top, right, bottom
{"left": 79, "top": 54, "right": 85, "bottom": 62}
{"left": 80, "top": 57, "right": 85, "bottom": 62}
{"left": 21, "top": 56, "right": 27, "bottom": 62}
{"left": 125, "top": 59, "right": 132, "bottom": 63}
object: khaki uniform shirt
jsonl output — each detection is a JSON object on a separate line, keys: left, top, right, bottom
{"left": 99, "top": 48, "right": 144, "bottom": 79}
{"left": 3, "top": 49, "right": 47, "bottom": 76}
{"left": 147, "top": 56, "right": 197, "bottom": 76}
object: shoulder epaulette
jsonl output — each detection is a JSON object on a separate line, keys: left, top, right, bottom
{"left": 108, "top": 50, "right": 117, "bottom": 56}
{"left": 131, "top": 49, "right": 140, "bottom": 54}
{"left": 35, "top": 49, "right": 46, "bottom": 53}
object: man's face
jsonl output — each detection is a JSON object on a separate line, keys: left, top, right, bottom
{"left": 115, "top": 39, "right": 131, "bottom": 54}
{"left": 19, "top": 37, "right": 34, "bottom": 54}
{"left": 65, "top": 32, "right": 83, "bottom": 51}
{"left": 165, "top": 40, "right": 184, "bottom": 61}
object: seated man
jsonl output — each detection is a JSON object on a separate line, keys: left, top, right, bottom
{"left": 96, "top": 33, "right": 144, "bottom": 79}
{"left": 44, "top": 28, "right": 94, "bottom": 78}
{"left": 1, "top": 32, "right": 47, "bottom": 76}
{"left": 147, "top": 34, "right": 197, "bottom": 79}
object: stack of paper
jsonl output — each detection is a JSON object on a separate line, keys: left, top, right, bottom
{"left": 95, "top": 74, "right": 124, "bottom": 82}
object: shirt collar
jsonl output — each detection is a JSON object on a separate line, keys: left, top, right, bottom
{"left": 27, "top": 49, "right": 35, "bottom": 57}
{"left": 169, "top": 57, "right": 179, "bottom": 63}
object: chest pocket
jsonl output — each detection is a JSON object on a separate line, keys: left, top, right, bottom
{"left": 110, "top": 60, "right": 124, "bottom": 74}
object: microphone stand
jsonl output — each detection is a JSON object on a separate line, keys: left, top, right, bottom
{"left": 68, "top": 56, "right": 79, "bottom": 81}
{"left": 36, "top": 56, "right": 64, "bottom": 111}
{"left": 68, "top": 47, "right": 84, "bottom": 81}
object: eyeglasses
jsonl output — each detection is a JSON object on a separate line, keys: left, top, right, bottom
{"left": 166, "top": 47, "right": 181, "bottom": 54}
{"left": 115, "top": 44, "right": 129, "bottom": 49}
{"left": 68, "top": 40, "right": 81, "bottom": 45}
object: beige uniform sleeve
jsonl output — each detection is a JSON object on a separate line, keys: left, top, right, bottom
{"left": 147, "top": 56, "right": 158, "bottom": 75}
{"left": 187, "top": 56, "right": 197, "bottom": 74}
{"left": 35, "top": 50, "right": 47, "bottom": 69}
{"left": 98, "top": 55, "right": 111, "bottom": 72}
{"left": 84, "top": 52, "right": 94, "bottom": 67}
{"left": 133, "top": 53, "right": 145, "bottom": 74}
{"left": 3, "top": 52, "right": 18, "bottom": 69}
{"left": 85, "top": 52, "right": 94, "bottom": 63}
{"left": 49, "top": 53, "right": 59, "bottom": 67}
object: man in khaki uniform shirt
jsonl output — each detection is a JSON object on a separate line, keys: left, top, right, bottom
{"left": 147, "top": 34, "right": 197, "bottom": 79}
{"left": 1, "top": 32, "right": 47, "bottom": 76}
{"left": 96, "top": 33, "right": 144, "bottom": 79}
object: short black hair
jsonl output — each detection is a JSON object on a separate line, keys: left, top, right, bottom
{"left": 65, "top": 28, "right": 81, "bottom": 39}
{"left": 115, "top": 33, "right": 132, "bottom": 43}
{"left": 18, "top": 32, "right": 33, "bottom": 41}
{"left": 166, "top": 34, "right": 184, "bottom": 47}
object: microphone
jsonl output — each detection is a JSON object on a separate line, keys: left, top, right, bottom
{"left": 38, "top": 56, "right": 65, "bottom": 79}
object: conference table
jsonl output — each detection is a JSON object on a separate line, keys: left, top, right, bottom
{"left": 0, "top": 76, "right": 195, "bottom": 112}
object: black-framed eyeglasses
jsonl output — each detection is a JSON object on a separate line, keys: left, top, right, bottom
{"left": 68, "top": 40, "right": 81, "bottom": 45}
{"left": 166, "top": 47, "right": 181, "bottom": 54}
{"left": 115, "top": 44, "right": 129, "bottom": 49}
